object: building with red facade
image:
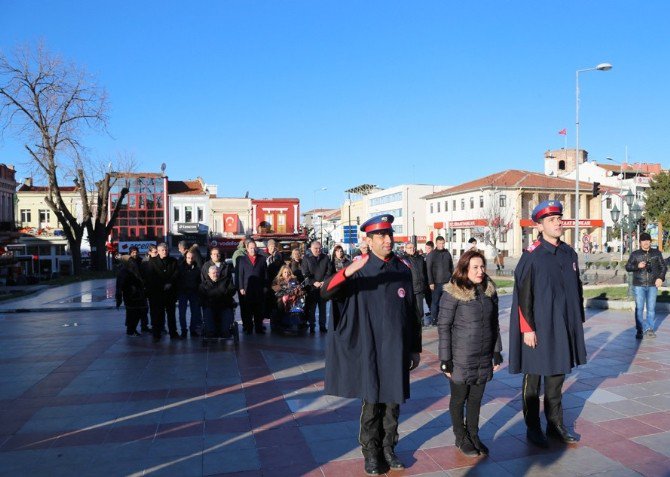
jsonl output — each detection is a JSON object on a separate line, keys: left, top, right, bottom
{"left": 252, "top": 198, "right": 301, "bottom": 235}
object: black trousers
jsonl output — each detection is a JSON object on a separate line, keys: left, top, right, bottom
{"left": 149, "top": 298, "right": 177, "bottom": 338}
{"left": 359, "top": 401, "right": 400, "bottom": 453}
{"left": 414, "top": 292, "right": 425, "bottom": 327}
{"left": 522, "top": 374, "right": 565, "bottom": 430}
{"left": 306, "top": 291, "right": 327, "bottom": 330}
{"left": 449, "top": 381, "right": 486, "bottom": 438}
{"left": 125, "top": 307, "right": 146, "bottom": 334}
{"left": 240, "top": 294, "right": 264, "bottom": 332}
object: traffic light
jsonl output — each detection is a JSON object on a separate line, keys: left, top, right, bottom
{"left": 592, "top": 182, "right": 601, "bottom": 197}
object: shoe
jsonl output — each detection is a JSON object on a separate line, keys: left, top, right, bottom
{"left": 141, "top": 327, "right": 152, "bottom": 333}
{"left": 309, "top": 327, "right": 315, "bottom": 334}
{"left": 635, "top": 332, "right": 644, "bottom": 340}
{"left": 646, "top": 329, "right": 657, "bottom": 338}
{"left": 363, "top": 453, "right": 383, "bottom": 476}
{"left": 547, "top": 423, "right": 577, "bottom": 444}
{"left": 180, "top": 330, "right": 188, "bottom": 339}
{"left": 382, "top": 447, "right": 405, "bottom": 470}
{"left": 456, "top": 435, "right": 479, "bottom": 457}
{"left": 469, "top": 434, "right": 489, "bottom": 456}
{"left": 126, "top": 330, "right": 141, "bottom": 337}
{"left": 526, "top": 427, "right": 549, "bottom": 448}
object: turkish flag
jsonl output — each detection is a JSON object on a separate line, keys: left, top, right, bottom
{"left": 223, "top": 214, "right": 239, "bottom": 233}
{"left": 558, "top": 128, "right": 567, "bottom": 135}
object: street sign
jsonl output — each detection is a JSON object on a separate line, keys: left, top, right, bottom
{"left": 343, "top": 225, "right": 358, "bottom": 244}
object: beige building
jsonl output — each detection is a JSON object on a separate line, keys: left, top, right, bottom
{"left": 209, "top": 197, "right": 253, "bottom": 237}
{"left": 424, "top": 170, "right": 602, "bottom": 258}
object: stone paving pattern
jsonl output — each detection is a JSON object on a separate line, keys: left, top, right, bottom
{"left": 0, "top": 280, "right": 669, "bottom": 476}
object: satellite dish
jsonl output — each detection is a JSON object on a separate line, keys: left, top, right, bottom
{"left": 160, "top": 163, "right": 166, "bottom": 173}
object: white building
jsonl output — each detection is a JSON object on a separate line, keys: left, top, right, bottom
{"left": 168, "top": 178, "right": 216, "bottom": 250}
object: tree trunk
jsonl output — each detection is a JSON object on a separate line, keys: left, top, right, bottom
{"left": 91, "top": 227, "right": 109, "bottom": 271}
{"left": 70, "top": 238, "right": 83, "bottom": 276}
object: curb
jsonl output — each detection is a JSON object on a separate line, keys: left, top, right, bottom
{"left": 0, "top": 305, "right": 118, "bottom": 314}
{"left": 585, "top": 299, "right": 670, "bottom": 311}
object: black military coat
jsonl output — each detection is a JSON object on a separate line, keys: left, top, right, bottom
{"left": 321, "top": 252, "right": 422, "bottom": 404}
{"left": 509, "top": 236, "right": 587, "bottom": 376}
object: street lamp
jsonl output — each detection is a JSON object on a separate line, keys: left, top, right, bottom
{"left": 575, "top": 62, "right": 612, "bottom": 251}
{"left": 313, "top": 187, "right": 327, "bottom": 245}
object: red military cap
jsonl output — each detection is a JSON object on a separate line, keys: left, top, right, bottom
{"left": 360, "top": 214, "right": 395, "bottom": 234}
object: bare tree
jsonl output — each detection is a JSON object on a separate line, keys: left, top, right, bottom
{"left": 0, "top": 43, "right": 128, "bottom": 275}
{"left": 478, "top": 190, "right": 513, "bottom": 262}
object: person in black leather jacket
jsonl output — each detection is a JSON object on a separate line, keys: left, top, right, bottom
{"left": 625, "top": 233, "right": 667, "bottom": 338}
{"left": 426, "top": 236, "right": 454, "bottom": 325}
{"left": 402, "top": 242, "right": 428, "bottom": 329}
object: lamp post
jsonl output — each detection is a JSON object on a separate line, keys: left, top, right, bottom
{"left": 313, "top": 187, "right": 327, "bottom": 245}
{"left": 606, "top": 156, "right": 626, "bottom": 260}
{"left": 575, "top": 62, "right": 612, "bottom": 250}
{"left": 611, "top": 191, "right": 641, "bottom": 297}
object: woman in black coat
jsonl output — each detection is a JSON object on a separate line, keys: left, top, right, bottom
{"left": 438, "top": 249, "right": 502, "bottom": 457}
{"left": 199, "top": 265, "right": 237, "bottom": 338}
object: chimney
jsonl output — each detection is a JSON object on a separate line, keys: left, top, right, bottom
{"left": 24, "top": 177, "right": 33, "bottom": 187}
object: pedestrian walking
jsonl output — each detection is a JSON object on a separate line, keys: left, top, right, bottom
{"left": 427, "top": 236, "right": 454, "bottom": 325}
{"left": 438, "top": 249, "right": 502, "bottom": 456}
{"left": 509, "top": 200, "right": 586, "bottom": 448}
{"left": 321, "top": 214, "right": 421, "bottom": 475}
{"left": 237, "top": 238, "right": 268, "bottom": 334}
{"left": 177, "top": 250, "right": 203, "bottom": 338}
{"left": 625, "top": 232, "right": 667, "bottom": 339}
{"left": 301, "top": 240, "right": 331, "bottom": 333}
{"left": 145, "top": 243, "right": 180, "bottom": 342}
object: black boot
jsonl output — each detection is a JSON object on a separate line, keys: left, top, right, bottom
{"left": 526, "top": 427, "right": 549, "bottom": 448}
{"left": 469, "top": 433, "right": 489, "bottom": 456}
{"left": 362, "top": 450, "right": 383, "bottom": 476}
{"left": 455, "top": 435, "right": 479, "bottom": 457}
{"left": 382, "top": 446, "right": 405, "bottom": 470}
{"left": 547, "top": 422, "right": 577, "bottom": 443}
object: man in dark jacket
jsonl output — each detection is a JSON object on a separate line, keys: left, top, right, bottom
{"left": 509, "top": 200, "right": 585, "bottom": 448}
{"left": 301, "top": 240, "right": 331, "bottom": 333}
{"left": 200, "top": 246, "right": 226, "bottom": 282}
{"left": 321, "top": 214, "right": 421, "bottom": 475}
{"left": 177, "top": 250, "right": 202, "bottom": 338}
{"left": 237, "top": 238, "right": 268, "bottom": 334}
{"left": 625, "top": 232, "right": 667, "bottom": 339}
{"left": 403, "top": 242, "right": 428, "bottom": 330}
{"left": 116, "top": 256, "right": 147, "bottom": 336}
{"left": 426, "top": 236, "right": 453, "bottom": 325}
{"left": 145, "top": 243, "right": 180, "bottom": 342}
{"left": 199, "top": 265, "right": 237, "bottom": 339}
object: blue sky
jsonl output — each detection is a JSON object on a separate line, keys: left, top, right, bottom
{"left": 1, "top": 1, "right": 668, "bottom": 211}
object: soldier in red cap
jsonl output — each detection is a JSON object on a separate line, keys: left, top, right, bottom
{"left": 509, "top": 200, "right": 586, "bottom": 448}
{"left": 321, "top": 214, "right": 422, "bottom": 475}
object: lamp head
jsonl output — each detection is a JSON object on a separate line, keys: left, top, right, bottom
{"left": 596, "top": 63, "right": 613, "bottom": 71}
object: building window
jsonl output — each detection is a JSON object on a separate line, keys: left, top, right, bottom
{"left": 197, "top": 206, "right": 204, "bottom": 222}
{"left": 606, "top": 198, "right": 612, "bottom": 209}
{"left": 499, "top": 195, "right": 507, "bottom": 207}
{"left": 445, "top": 201, "right": 448, "bottom": 212}
{"left": 460, "top": 199, "right": 465, "bottom": 210}
{"left": 173, "top": 206, "right": 180, "bottom": 222}
{"left": 20, "top": 209, "right": 31, "bottom": 223}
{"left": 437, "top": 202, "right": 441, "bottom": 213}
{"left": 558, "top": 160, "right": 566, "bottom": 170}
{"left": 470, "top": 197, "right": 474, "bottom": 209}
{"left": 430, "top": 203, "right": 434, "bottom": 214}
{"left": 499, "top": 231, "right": 508, "bottom": 243}
{"left": 369, "top": 192, "right": 402, "bottom": 207}
{"left": 39, "top": 209, "right": 50, "bottom": 223}
{"left": 479, "top": 196, "right": 484, "bottom": 208}
{"left": 452, "top": 200, "right": 456, "bottom": 210}
{"left": 185, "top": 206, "right": 193, "bottom": 223}
{"left": 461, "top": 230, "right": 466, "bottom": 242}
{"left": 394, "top": 225, "right": 403, "bottom": 233}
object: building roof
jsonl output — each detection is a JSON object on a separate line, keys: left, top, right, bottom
{"left": 110, "top": 172, "right": 164, "bottom": 179}
{"left": 423, "top": 170, "right": 598, "bottom": 199}
{"left": 595, "top": 162, "right": 663, "bottom": 175}
{"left": 167, "top": 180, "right": 206, "bottom": 195}
{"left": 17, "top": 184, "right": 78, "bottom": 193}
{"left": 302, "top": 208, "right": 336, "bottom": 216}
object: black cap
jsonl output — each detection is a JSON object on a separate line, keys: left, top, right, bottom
{"left": 639, "top": 232, "right": 652, "bottom": 242}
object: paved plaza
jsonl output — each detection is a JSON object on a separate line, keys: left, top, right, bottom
{"left": 0, "top": 280, "right": 669, "bottom": 476}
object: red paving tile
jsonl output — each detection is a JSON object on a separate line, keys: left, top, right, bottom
{"left": 257, "top": 443, "right": 318, "bottom": 470}
{"left": 571, "top": 420, "right": 621, "bottom": 445}
{"left": 319, "top": 458, "right": 374, "bottom": 477}
{"left": 592, "top": 438, "right": 668, "bottom": 466}
{"left": 628, "top": 457, "right": 670, "bottom": 477}
{"left": 395, "top": 449, "right": 444, "bottom": 475}
{"left": 423, "top": 444, "right": 486, "bottom": 470}
{"left": 597, "top": 417, "right": 665, "bottom": 438}
{"left": 634, "top": 411, "right": 670, "bottom": 431}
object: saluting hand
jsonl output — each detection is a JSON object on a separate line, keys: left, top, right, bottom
{"left": 523, "top": 331, "right": 537, "bottom": 348}
{"left": 344, "top": 255, "right": 368, "bottom": 277}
